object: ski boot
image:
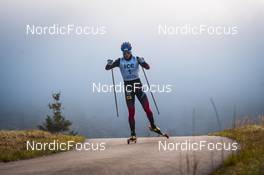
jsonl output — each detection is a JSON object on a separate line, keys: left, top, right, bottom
{"left": 149, "top": 125, "right": 169, "bottom": 139}
{"left": 127, "top": 135, "right": 137, "bottom": 144}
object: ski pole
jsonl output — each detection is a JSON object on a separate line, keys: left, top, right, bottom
{"left": 141, "top": 66, "right": 160, "bottom": 115}
{"left": 111, "top": 69, "right": 119, "bottom": 117}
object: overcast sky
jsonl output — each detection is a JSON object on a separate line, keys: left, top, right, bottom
{"left": 0, "top": 0, "right": 263, "bottom": 137}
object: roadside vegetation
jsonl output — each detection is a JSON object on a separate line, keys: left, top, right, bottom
{"left": 0, "top": 92, "right": 85, "bottom": 162}
{"left": 38, "top": 93, "right": 77, "bottom": 135}
{"left": 0, "top": 130, "right": 85, "bottom": 162}
{"left": 211, "top": 115, "right": 264, "bottom": 175}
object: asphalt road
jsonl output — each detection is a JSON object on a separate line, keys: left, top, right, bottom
{"left": 0, "top": 136, "right": 236, "bottom": 175}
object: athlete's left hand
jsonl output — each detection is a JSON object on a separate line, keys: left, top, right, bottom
{"left": 138, "top": 57, "right": 145, "bottom": 64}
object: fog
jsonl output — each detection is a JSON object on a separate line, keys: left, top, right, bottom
{"left": 0, "top": 0, "right": 263, "bottom": 137}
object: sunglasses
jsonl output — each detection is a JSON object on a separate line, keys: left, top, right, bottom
{"left": 123, "top": 51, "right": 131, "bottom": 55}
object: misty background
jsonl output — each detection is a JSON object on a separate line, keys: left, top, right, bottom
{"left": 0, "top": 0, "right": 263, "bottom": 137}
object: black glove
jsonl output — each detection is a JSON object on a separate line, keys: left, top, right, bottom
{"left": 137, "top": 57, "right": 145, "bottom": 64}
{"left": 107, "top": 59, "right": 113, "bottom": 65}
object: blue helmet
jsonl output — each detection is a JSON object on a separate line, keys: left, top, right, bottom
{"left": 121, "top": 42, "right": 132, "bottom": 52}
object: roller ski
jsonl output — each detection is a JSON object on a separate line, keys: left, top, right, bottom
{"left": 127, "top": 135, "right": 137, "bottom": 144}
{"left": 149, "top": 125, "right": 169, "bottom": 139}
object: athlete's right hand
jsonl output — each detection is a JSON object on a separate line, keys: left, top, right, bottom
{"left": 107, "top": 59, "right": 113, "bottom": 65}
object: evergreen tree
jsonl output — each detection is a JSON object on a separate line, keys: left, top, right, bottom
{"left": 38, "top": 93, "right": 72, "bottom": 133}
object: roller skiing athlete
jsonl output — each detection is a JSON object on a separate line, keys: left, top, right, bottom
{"left": 105, "top": 42, "right": 169, "bottom": 144}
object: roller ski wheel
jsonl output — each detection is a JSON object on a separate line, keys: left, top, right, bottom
{"left": 149, "top": 126, "right": 169, "bottom": 139}
{"left": 127, "top": 136, "right": 137, "bottom": 144}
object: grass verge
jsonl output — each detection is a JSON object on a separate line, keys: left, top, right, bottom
{"left": 0, "top": 130, "right": 85, "bottom": 162}
{"left": 211, "top": 125, "right": 264, "bottom": 175}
